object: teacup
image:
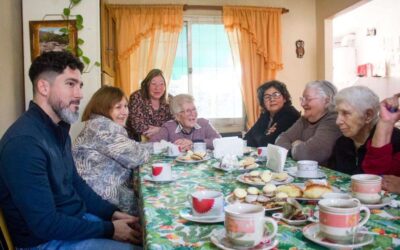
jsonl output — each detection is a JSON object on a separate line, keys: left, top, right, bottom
{"left": 318, "top": 198, "right": 370, "bottom": 242}
{"left": 188, "top": 190, "right": 224, "bottom": 218}
{"left": 193, "top": 142, "right": 207, "bottom": 154}
{"left": 167, "top": 144, "right": 181, "bottom": 157}
{"left": 224, "top": 203, "right": 278, "bottom": 248}
{"left": 322, "top": 192, "right": 352, "bottom": 200}
{"left": 351, "top": 174, "right": 382, "bottom": 204}
{"left": 297, "top": 160, "right": 318, "bottom": 178}
{"left": 151, "top": 163, "right": 172, "bottom": 181}
{"left": 257, "top": 147, "right": 268, "bottom": 160}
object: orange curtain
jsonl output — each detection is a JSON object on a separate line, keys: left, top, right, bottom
{"left": 109, "top": 5, "right": 183, "bottom": 95}
{"left": 223, "top": 6, "right": 283, "bottom": 129}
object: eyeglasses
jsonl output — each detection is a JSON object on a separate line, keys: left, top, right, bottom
{"left": 179, "top": 108, "right": 197, "bottom": 115}
{"left": 299, "top": 96, "right": 320, "bottom": 104}
{"left": 263, "top": 92, "right": 282, "bottom": 101}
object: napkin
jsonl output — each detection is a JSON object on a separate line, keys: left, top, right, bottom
{"left": 213, "top": 137, "right": 244, "bottom": 159}
{"left": 266, "top": 144, "right": 288, "bottom": 173}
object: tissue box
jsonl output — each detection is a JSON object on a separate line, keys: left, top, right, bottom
{"left": 266, "top": 144, "right": 288, "bottom": 172}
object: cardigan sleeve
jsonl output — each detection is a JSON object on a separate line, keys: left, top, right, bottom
{"left": 275, "top": 118, "right": 304, "bottom": 150}
{"left": 362, "top": 140, "right": 400, "bottom": 176}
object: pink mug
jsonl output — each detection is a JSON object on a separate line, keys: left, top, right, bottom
{"left": 351, "top": 174, "right": 382, "bottom": 204}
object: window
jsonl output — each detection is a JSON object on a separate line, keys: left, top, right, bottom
{"left": 169, "top": 16, "right": 244, "bottom": 133}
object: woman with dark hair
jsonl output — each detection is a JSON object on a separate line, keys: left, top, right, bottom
{"left": 73, "top": 86, "right": 152, "bottom": 215}
{"left": 126, "top": 69, "right": 174, "bottom": 141}
{"left": 244, "top": 80, "right": 300, "bottom": 147}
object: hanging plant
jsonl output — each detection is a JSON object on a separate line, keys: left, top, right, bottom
{"left": 61, "top": 0, "right": 100, "bottom": 72}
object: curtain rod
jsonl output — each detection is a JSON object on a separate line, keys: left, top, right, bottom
{"left": 183, "top": 4, "right": 289, "bottom": 14}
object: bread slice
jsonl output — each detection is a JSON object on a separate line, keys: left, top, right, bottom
{"left": 191, "top": 152, "right": 207, "bottom": 160}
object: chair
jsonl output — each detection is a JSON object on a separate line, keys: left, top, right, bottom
{"left": 0, "top": 209, "right": 14, "bottom": 250}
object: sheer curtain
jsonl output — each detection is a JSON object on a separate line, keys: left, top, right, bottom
{"left": 109, "top": 5, "right": 183, "bottom": 95}
{"left": 223, "top": 6, "right": 283, "bottom": 129}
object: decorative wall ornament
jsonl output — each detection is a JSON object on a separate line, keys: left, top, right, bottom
{"left": 296, "top": 40, "right": 305, "bottom": 58}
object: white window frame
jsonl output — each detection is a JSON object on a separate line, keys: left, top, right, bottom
{"left": 180, "top": 15, "right": 245, "bottom": 134}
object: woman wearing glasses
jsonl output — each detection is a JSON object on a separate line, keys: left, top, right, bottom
{"left": 276, "top": 80, "right": 341, "bottom": 166}
{"left": 150, "top": 94, "right": 221, "bottom": 150}
{"left": 244, "top": 80, "right": 300, "bottom": 147}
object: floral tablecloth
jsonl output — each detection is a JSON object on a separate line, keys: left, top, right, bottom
{"left": 137, "top": 155, "right": 400, "bottom": 250}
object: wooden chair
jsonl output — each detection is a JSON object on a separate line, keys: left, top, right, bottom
{"left": 0, "top": 209, "right": 14, "bottom": 250}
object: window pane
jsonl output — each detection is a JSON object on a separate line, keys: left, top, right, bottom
{"left": 169, "top": 23, "right": 242, "bottom": 119}
{"left": 169, "top": 25, "right": 188, "bottom": 95}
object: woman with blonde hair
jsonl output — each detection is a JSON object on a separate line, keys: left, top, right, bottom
{"left": 73, "top": 86, "right": 152, "bottom": 215}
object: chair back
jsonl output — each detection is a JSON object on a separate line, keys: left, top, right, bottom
{"left": 0, "top": 209, "right": 14, "bottom": 250}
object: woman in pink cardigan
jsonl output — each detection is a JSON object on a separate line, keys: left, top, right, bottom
{"left": 150, "top": 94, "right": 221, "bottom": 150}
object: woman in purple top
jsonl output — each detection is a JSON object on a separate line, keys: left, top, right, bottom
{"left": 150, "top": 94, "right": 221, "bottom": 150}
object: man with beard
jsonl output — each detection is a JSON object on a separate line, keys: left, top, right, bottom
{"left": 0, "top": 51, "right": 142, "bottom": 249}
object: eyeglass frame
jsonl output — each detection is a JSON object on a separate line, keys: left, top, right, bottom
{"left": 179, "top": 107, "right": 197, "bottom": 115}
{"left": 263, "top": 92, "right": 282, "bottom": 102}
{"left": 299, "top": 96, "right": 321, "bottom": 104}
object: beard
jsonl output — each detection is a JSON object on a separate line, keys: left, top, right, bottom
{"left": 49, "top": 96, "right": 80, "bottom": 124}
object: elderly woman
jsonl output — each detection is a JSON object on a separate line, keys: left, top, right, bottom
{"left": 328, "top": 86, "right": 382, "bottom": 175}
{"left": 150, "top": 94, "right": 221, "bottom": 150}
{"left": 73, "top": 86, "right": 152, "bottom": 215}
{"left": 126, "top": 69, "right": 174, "bottom": 141}
{"left": 244, "top": 80, "right": 300, "bottom": 147}
{"left": 276, "top": 80, "right": 341, "bottom": 165}
{"left": 362, "top": 93, "right": 400, "bottom": 176}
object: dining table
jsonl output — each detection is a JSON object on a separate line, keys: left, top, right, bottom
{"left": 136, "top": 152, "right": 400, "bottom": 250}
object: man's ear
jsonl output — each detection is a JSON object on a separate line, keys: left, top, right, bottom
{"left": 36, "top": 79, "right": 50, "bottom": 96}
{"left": 365, "top": 109, "right": 375, "bottom": 124}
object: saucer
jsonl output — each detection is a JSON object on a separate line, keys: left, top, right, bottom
{"left": 302, "top": 223, "right": 373, "bottom": 249}
{"left": 179, "top": 208, "right": 224, "bottom": 223}
{"left": 210, "top": 228, "right": 279, "bottom": 250}
{"left": 143, "top": 175, "right": 177, "bottom": 183}
{"left": 286, "top": 167, "right": 326, "bottom": 179}
{"left": 360, "top": 196, "right": 392, "bottom": 209}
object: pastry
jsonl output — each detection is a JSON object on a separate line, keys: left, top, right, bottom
{"left": 275, "top": 192, "right": 289, "bottom": 199}
{"left": 276, "top": 185, "right": 303, "bottom": 198}
{"left": 260, "top": 171, "right": 272, "bottom": 183}
{"left": 247, "top": 187, "right": 259, "bottom": 195}
{"left": 249, "top": 170, "right": 260, "bottom": 177}
{"left": 273, "top": 172, "right": 289, "bottom": 181}
{"left": 233, "top": 188, "right": 247, "bottom": 199}
{"left": 191, "top": 152, "right": 207, "bottom": 160}
{"left": 303, "top": 184, "right": 333, "bottom": 199}
{"left": 245, "top": 194, "right": 258, "bottom": 203}
{"left": 239, "top": 157, "right": 256, "bottom": 167}
{"left": 262, "top": 183, "right": 277, "bottom": 195}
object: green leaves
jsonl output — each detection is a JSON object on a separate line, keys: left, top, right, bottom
{"left": 82, "top": 56, "right": 90, "bottom": 65}
{"left": 77, "top": 38, "right": 84, "bottom": 45}
{"left": 63, "top": 8, "right": 70, "bottom": 17}
{"left": 71, "top": 0, "right": 81, "bottom": 4}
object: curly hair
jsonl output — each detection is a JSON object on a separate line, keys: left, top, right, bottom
{"left": 257, "top": 80, "right": 292, "bottom": 110}
{"left": 29, "top": 51, "right": 84, "bottom": 93}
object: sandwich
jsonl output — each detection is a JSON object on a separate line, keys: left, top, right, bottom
{"left": 190, "top": 151, "right": 207, "bottom": 160}
{"left": 303, "top": 184, "right": 333, "bottom": 199}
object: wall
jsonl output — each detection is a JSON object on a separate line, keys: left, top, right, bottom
{"left": 0, "top": 0, "right": 24, "bottom": 137}
{"left": 315, "top": 0, "right": 363, "bottom": 80}
{"left": 105, "top": 0, "right": 318, "bottom": 109}
{"left": 22, "top": 0, "right": 101, "bottom": 139}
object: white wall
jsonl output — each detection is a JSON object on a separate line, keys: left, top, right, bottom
{"left": 22, "top": 0, "right": 101, "bottom": 139}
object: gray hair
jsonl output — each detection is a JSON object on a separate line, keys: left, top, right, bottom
{"left": 170, "top": 94, "right": 195, "bottom": 115}
{"left": 335, "top": 86, "right": 379, "bottom": 125}
{"left": 305, "top": 80, "right": 337, "bottom": 111}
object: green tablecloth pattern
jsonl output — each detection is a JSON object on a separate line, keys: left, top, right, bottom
{"left": 138, "top": 155, "right": 400, "bottom": 250}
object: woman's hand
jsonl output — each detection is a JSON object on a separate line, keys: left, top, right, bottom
{"left": 382, "top": 175, "right": 400, "bottom": 194}
{"left": 143, "top": 126, "right": 161, "bottom": 138}
{"left": 174, "top": 138, "right": 193, "bottom": 151}
{"left": 379, "top": 93, "right": 400, "bottom": 125}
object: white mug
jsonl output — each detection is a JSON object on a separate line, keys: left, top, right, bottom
{"left": 167, "top": 145, "right": 181, "bottom": 157}
{"left": 318, "top": 198, "right": 370, "bottom": 242}
{"left": 225, "top": 203, "right": 278, "bottom": 248}
{"left": 297, "top": 160, "right": 318, "bottom": 178}
{"left": 187, "top": 190, "right": 224, "bottom": 217}
{"left": 151, "top": 163, "right": 172, "bottom": 181}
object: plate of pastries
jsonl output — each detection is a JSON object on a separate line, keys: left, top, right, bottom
{"left": 273, "top": 180, "right": 340, "bottom": 201}
{"left": 226, "top": 184, "right": 289, "bottom": 211}
{"left": 212, "top": 156, "right": 259, "bottom": 172}
{"left": 176, "top": 150, "right": 210, "bottom": 163}
{"left": 236, "top": 170, "right": 294, "bottom": 186}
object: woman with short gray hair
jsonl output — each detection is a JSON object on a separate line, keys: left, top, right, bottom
{"left": 276, "top": 80, "right": 341, "bottom": 165}
{"left": 150, "top": 94, "right": 221, "bottom": 150}
{"left": 329, "top": 86, "right": 400, "bottom": 175}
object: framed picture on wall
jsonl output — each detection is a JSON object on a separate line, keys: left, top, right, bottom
{"left": 29, "top": 20, "right": 77, "bottom": 61}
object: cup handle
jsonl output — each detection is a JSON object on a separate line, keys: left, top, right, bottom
{"left": 357, "top": 206, "right": 370, "bottom": 228}
{"left": 351, "top": 198, "right": 361, "bottom": 206}
{"left": 263, "top": 217, "right": 278, "bottom": 241}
